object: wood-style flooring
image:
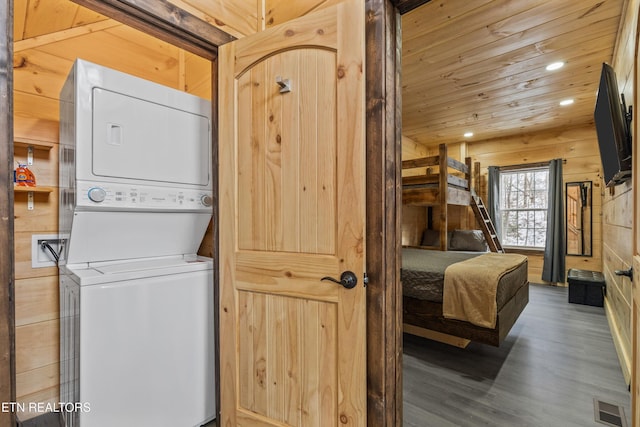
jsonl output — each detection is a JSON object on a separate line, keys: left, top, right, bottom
{"left": 403, "top": 283, "right": 631, "bottom": 426}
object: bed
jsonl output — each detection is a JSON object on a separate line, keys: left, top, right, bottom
{"left": 401, "top": 247, "right": 529, "bottom": 347}
{"left": 402, "top": 143, "right": 477, "bottom": 251}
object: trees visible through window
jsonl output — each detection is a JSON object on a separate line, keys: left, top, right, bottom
{"left": 499, "top": 167, "right": 549, "bottom": 248}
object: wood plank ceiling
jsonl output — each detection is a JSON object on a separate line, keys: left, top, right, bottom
{"left": 402, "top": 0, "right": 625, "bottom": 147}
{"left": 14, "top": 0, "right": 108, "bottom": 41}
{"left": 14, "top": 0, "right": 625, "bottom": 149}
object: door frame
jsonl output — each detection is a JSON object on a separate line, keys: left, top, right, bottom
{"left": 632, "top": 4, "right": 640, "bottom": 423}
{"left": 365, "top": 0, "right": 402, "bottom": 424}
{"left": 0, "top": 1, "right": 15, "bottom": 426}
{"left": 1, "top": 0, "right": 404, "bottom": 425}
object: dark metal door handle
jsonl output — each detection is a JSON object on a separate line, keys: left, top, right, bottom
{"left": 321, "top": 271, "right": 358, "bottom": 289}
{"left": 615, "top": 267, "right": 633, "bottom": 281}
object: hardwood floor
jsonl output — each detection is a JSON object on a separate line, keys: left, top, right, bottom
{"left": 403, "top": 283, "right": 631, "bottom": 426}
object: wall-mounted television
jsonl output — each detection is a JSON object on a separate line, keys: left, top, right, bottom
{"left": 594, "top": 62, "right": 632, "bottom": 187}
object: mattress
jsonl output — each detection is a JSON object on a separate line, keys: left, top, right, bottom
{"left": 401, "top": 248, "right": 528, "bottom": 310}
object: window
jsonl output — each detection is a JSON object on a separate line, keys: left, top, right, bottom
{"left": 499, "top": 167, "right": 549, "bottom": 249}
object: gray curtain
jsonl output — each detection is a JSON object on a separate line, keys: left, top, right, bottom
{"left": 542, "top": 159, "right": 566, "bottom": 283}
{"left": 487, "top": 166, "right": 501, "bottom": 238}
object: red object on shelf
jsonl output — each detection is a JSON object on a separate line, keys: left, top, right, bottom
{"left": 14, "top": 164, "right": 36, "bottom": 187}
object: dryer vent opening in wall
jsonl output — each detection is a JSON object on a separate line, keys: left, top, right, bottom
{"left": 594, "top": 398, "right": 627, "bottom": 427}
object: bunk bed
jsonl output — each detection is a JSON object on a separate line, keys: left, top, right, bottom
{"left": 402, "top": 143, "right": 473, "bottom": 251}
{"left": 401, "top": 144, "right": 529, "bottom": 347}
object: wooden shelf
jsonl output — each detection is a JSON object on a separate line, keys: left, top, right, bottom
{"left": 13, "top": 186, "right": 54, "bottom": 194}
{"left": 14, "top": 137, "right": 56, "bottom": 151}
{"left": 13, "top": 138, "right": 56, "bottom": 209}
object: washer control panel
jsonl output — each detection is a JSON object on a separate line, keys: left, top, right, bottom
{"left": 77, "top": 181, "right": 212, "bottom": 211}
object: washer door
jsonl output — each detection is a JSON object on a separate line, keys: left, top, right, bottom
{"left": 78, "top": 268, "right": 214, "bottom": 427}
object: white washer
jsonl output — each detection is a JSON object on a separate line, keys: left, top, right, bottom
{"left": 60, "top": 256, "right": 214, "bottom": 427}
{"left": 58, "top": 59, "right": 215, "bottom": 426}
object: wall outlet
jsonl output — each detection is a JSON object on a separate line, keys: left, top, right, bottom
{"left": 31, "top": 234, "right": 66, "bottom": 268}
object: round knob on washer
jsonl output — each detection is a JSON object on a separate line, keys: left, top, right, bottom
{"left": 201, "top": 195, "right": 213, "bottom": 207}
{"left": 88, "top": 187, "right": 107, "bottom": 203}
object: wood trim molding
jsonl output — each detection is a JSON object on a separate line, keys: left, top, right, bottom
{"left": 70, "top": 0, "right": 236, "bottom": 59}
{"left": 365, "top": 0, "right": 403, "bottom": 425}
{"left": 497, "top": 159, "right": 565, "bottom": 172}
{"left": 210, "top": 57, "right": 221, "bottom": 422}
{"left": 392, "top": 0, "right": 432, "bottom": 15}
{"left": 0, "top": 0, "right": 15, "bottom": 425}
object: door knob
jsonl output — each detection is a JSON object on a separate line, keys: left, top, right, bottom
{"left": 321, "top": 271, "right": 358, "bottom": 289}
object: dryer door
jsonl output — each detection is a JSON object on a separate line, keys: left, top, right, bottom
{"left": 91, "top": 87, "right": 210, "bottom": 186}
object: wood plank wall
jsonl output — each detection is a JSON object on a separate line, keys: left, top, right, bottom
{"left": 168, "top": 0, "right": 259, "bottom": 38}
{"left": 401, "top": 135, "right": 428, "bottom": 246}
{"left": 168, "top": 0, "right": 341, "bottom": 36}
{"left": 12, "top": 13, "right": 211, "bottom": 419}
{"left": 602, "top": 0, "right": 638, "bottom": 385}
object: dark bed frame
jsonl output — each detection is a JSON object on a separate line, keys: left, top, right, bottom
{"left": 402, "top": 281, "right": 530, "bottom": 347}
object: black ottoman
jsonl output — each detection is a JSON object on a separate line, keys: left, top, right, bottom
{"left": 567, "top": 269, "right": 605, "bottom": 307}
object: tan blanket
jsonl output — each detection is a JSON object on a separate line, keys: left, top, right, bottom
{"left": 442, "top": 253, "right": 527, "bottom": 328}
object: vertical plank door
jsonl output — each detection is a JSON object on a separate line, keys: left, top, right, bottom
{"left": 633, "top": 23, "right": 640, "bottom": 427}
{"left": 218, "top": 1, "right": 366, "bottom": 425}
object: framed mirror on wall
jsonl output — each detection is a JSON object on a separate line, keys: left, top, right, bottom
{"left": 566, "top": 181, "right": 592, "bottom": 256}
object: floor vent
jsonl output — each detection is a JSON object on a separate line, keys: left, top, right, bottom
{"left": 594, "top": 398, "right": 627, "bottom": 427}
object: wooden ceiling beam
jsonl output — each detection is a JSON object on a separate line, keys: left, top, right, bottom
{"left": 70, "top": 0, "right": 236, "bottom": 59}
{"left": 14, "top": 19, "right": 120, "bottom": 52}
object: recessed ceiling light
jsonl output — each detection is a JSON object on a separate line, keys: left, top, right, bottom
{"left": 546, "top": 62, "right": 565, "bottom": 71}
{"left": 559, "top": 99, "right": 574, "bottom": 106}
{"left": 463, "top": 132, "right": 474, "bottom": 138}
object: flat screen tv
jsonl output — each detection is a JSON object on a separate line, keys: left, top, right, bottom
{"left": 594, "top": 62, "right": 632, "bottom": 187}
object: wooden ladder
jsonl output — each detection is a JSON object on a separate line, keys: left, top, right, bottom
{"left": 471, "top": 194, "right": 505, "bottom": 253}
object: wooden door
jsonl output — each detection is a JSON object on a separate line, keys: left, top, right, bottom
{"left": 633, "top": 22, "right": 640, "bottom": 427}
{"left": 218, "top": 1, "right": 366, "bottom": 425}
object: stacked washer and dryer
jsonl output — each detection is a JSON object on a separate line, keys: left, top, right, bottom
{"left": 58, "top": 59, "right": 215, "bottom": 427}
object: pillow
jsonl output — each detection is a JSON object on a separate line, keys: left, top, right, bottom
{"left": 420, "top": 229, "right": 454, "bottom": 248}
{"left": 449, "top": 229, "right": 488, "bottom": 252}
{"left": 420, "top": 229, "right": 439, "bottom": 246}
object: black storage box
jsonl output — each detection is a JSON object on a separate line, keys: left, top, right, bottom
{"left": 567, "top": 268, "right": 605, "bottom": 307}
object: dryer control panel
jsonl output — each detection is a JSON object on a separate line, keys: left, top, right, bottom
{"left": 76, "top": 181, "right": 212, "bottom": 211}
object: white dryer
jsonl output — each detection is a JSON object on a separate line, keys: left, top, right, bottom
{"left": 58, "top": 59, "right": 215, "bottom": 427}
